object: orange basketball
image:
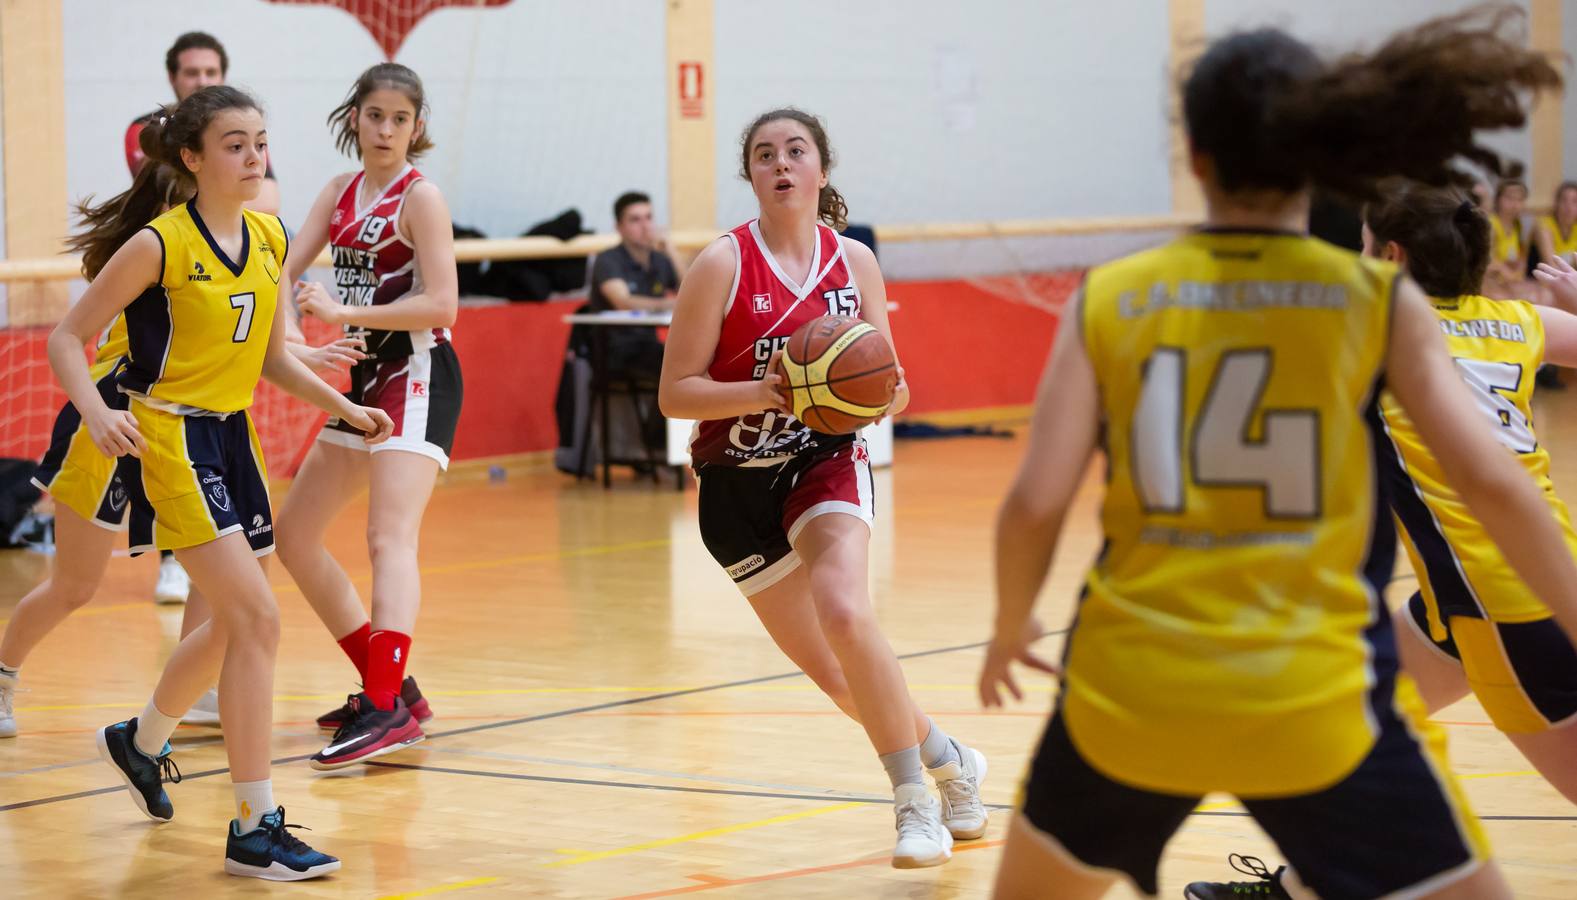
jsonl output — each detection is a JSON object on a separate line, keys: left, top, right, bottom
{"left": 772, "top": 315, "right": 898, "bottom": 434}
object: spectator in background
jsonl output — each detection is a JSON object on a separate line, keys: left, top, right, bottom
{"left": 587, "top": 192, "right": 685, "bottom": 381}
{"left": 125, "top": 32, "right": 280, "bottom": 214}
{"left": 1535, "top": 181, "right": 1577, "bottom": 266}
{"left": 1484, "top": 177, "right": 1532, "bottom": 297}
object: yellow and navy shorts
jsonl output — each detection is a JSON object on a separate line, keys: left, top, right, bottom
{"left": 125, "top": 399, "right": 273, "bottom": 557}
{"left": 30, "top": 362, "right": 148, "bottom": 533}
{"left": 1406, "top": 592, "right": 1577, "bottom": 733}
{"left": 1018, "top": 674, "right": 1489, "bottom": 897}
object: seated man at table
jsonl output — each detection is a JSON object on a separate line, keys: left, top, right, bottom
{"left": 587, "top": 192, "right": 683, "bottom": 382}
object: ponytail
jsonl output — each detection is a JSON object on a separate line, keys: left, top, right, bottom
{"left": 1364, "top": 179, "right": 1492, "bottom": 297}
{"left": 66, "top": 86, "right": 259, "bottom": 280}
{"left": 1185, "top": 4, "right": 1562, "bottom": 200}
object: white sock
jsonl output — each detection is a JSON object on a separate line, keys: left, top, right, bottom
{"left": 234, "top": 779, "right": 275, "bottom": 832}
{"left": 0, "top": 662, "right": 18, "bottom": 680}
{"left": 133, "top": 699, "right": 181, "bottom": 758}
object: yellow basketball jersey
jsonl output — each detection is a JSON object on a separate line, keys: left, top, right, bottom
{"left": 1491, "top": 215, "right": 1524, "bottom": 263}
{"left": 1067, "top": 230, "right": 1398, "bottom": 797}
{"left": 89, "top": 313, "right": 130, "bottom": 380}
{"left": 121, "top": 202, "right": 287, "bottom": 413}
{"left": 1376, "top": 294, "right": 1574, "bottom": 627}
{"left": 1540, "top": 215, "right": 1577, "bottom": 259}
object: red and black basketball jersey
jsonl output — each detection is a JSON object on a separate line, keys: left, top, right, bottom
{"left": 690, "top": 220, "right": 863, "bottom": 468}
{"left": 329, "top": 164, "right": 450, "bottom": 361}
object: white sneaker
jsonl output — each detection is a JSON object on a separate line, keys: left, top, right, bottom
{"left": 0, "top": 671, "right": 17, "bottom": 738}
{"left": 928, "top": 739, "right": 989, "bottom": 840}
{"left": 891, "top": 783, "right": 953, "bottom": 868}
{"left": 155, "top": 556, "right": 190, "bottom": 605}
{"left": 181, "top": 688, "right": 221, "bottom": 726}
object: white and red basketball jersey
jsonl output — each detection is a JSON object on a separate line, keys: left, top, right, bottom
{"left": 690, "top": 220, "right": 863, "bottom": 467}
{"left": 329, "top": 164, "right": 450, "bottom": 361}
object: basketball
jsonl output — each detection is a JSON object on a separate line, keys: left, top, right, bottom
{"left": 773, "top": 315, "right": 898, "bottom": 434}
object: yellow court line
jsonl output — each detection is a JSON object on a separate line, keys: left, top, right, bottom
{"left": 543, "top": 802, "right": 864, "bottom": 868}
{"left": 377, "top": 877, "right": 501, "bottom": 900}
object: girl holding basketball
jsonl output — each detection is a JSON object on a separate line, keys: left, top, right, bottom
{"left": 660, "top": 108, "right": 985, "bottom": 869}
{"left": 275, "top": 62, "right": 460, "bottom": 770}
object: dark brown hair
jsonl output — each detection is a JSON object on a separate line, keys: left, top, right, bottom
{"left": 739, "top": 108, "right": 848, "bottom": 231}
{"left": 327, "top": 63, "right": 433, "bottom": 161}
{"left": 68, "top": 86, "right": 259, "bottom": 280}
{"left": 1364, "top": 179, "right": 1491, "bottom": 298}
{"left": 1554, "top": 181, "right": 1577, "bottom": 223}
{"left": 1182, "top": 4, "right": 1562, "bottom": 200}
{"left": 614, "top": 191, "right": 651, "bottom": 223}
{"left": 1493, "top": 176, "right": 1528, "bottom": 212}
{"left": 165, "top": 31, "right": 227, "bottom": 78}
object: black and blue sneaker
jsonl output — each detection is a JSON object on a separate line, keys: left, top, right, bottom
{"left": 224, "top": 806, "right": 342, "bottom": 881}
{"left": 95, "top": 717, "right": 180, "bottom": 821}
{"left": 1184, "top": 854, "right": 1292, "bottom": 899}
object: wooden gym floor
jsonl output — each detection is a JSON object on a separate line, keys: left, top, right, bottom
{"left": 3, "top": 396, "right": 1576, "bottom": 898}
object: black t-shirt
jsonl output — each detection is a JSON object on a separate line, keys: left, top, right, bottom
{"left": 588, "top": 244, "right": 679, "bottom": 312}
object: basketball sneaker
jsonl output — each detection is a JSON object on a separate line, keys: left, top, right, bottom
{"left": 308, "top": 692, "right": 424, "bottom": 770}
{"left": 181, "top": 688, "right": 221, "bottom": 726}
{"left": 224, "top": 806, "right": 341, "bottom": 881}
{"left": 1184, "top": 854, "right": 1292, "bottom": 899}
{"left": 0, "top": 670, "right": 17, "bottom": 739}
{"left": 891, "top": 782, "right": 953, "bottom": 868}
{"left": 154, "top": 554, "right": 190, "bottom": 605}
{"left": 95, "top": 718, "right": 181, "bottom": 821}
{"left": 927, "top": 739, "right": 988, "bottom": 840}
{"left": 315, "top": 676, "right": 431, "bottom": 731}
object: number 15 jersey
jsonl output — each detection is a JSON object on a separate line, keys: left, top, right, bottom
{"left": 1067, "top": 229, "right": 1400, "bottom": 797}
{"left": 1376, "top": 293, "right": 1577, "bottom": 627}
{"left": 689, "top": 220, "right": 862, "bottom": 468}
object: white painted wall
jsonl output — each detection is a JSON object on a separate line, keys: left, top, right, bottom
{"left": 61, "top": 0, "right": 667, "bottom": 239}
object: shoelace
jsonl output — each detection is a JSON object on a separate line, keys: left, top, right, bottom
{"left": 894, "top": 798, "right": 936, "bottom": 839}
{"left": 328, "top": 695, "right": 365, "bottom": 742}
{"left": 938, "top": 772, "right": 982, "bottom": 820}
{"left": 0, "top": 681, "right": 16, "bottom": 717}
{"left": 266, "top": 810, "right": 316, "bottom": 854}
{"left": 156, "top": 753, "right": 183, "bottom": 785}
{"left": 1213, "top": 854, "right": 1279, "bottom": 895}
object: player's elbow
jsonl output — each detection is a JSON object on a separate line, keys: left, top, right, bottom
{"left": 433, "top": 291, "right": 459, "bottom": 328}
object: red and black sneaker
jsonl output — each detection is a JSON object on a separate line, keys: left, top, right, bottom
{"left": 316, "top": 677, "right": 432, "bottom": 731}
{"left": 308, "top": 692, "right": 425, "bottom": 770}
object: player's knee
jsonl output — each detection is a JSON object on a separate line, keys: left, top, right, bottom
{"left": 814, "top": 594, "right": 873, "bottom": 646}
{"left": 366, "top": 522, "right": 418, "bottom": 565}
{"left": 52, "top": 577, "right": 98, "bottom": 612}
{"left": 227, "top": 598, "right": 281, "bottom": 649}
{"left": 274, "top": 529, "right": 311, "bottom": 570}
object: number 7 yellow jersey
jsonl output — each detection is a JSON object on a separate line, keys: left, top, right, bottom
{"left": 1376, "top": 294, "right": 1576, "bottom": 627}
{"left": 120, "top": 201, "right": 288, "bottom": 414}
{"left": 1066, "top": 229, "right": 1399, "bottom": 797}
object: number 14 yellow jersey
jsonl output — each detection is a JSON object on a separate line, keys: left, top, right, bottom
{"left": 1067, "top": 230, "right": 1399, "bottom": 797}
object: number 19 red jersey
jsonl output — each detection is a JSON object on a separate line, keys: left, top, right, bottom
{"left": 689, "top": 220, "right": 862, "bottom": 468}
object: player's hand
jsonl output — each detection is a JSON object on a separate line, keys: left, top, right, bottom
{"left": 760, "top": 350, "right": 791, "bottom": 413}
{"left": 86, "top": 405, "right": 148, "bottom": 459}
{"left": 343, "top": 405, "right": 395, "bottom": 445}
{"left": 978, "top": 617, "right": 1059, "bottom": 708}
{"left": 299, "top": 336, "right": 367, "bottom": 374}
{"left": 296, "top": 280, "right": 347, "bottom": 326}
{"left": 1534, "top": 254, "right": 1577, "bottom": 306}
{"left": 876, "top": 365, "right": 907, "bottom": 424}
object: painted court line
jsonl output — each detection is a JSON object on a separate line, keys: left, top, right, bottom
{"left": 376, "top": 876, "right": 501, "bottom": 899}
{"left": 0, "top": 636, "right": 1008, "bottom": 812}
{"left": 544, "top": 803, "right": 864, "bottom": 868}
{"left": 419, "top": 744, "right": 878, "bottom": 799}
{"left": 612, "top": 838, "right": 1008, "bottom": 899}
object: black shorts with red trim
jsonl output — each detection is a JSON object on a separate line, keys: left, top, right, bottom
{"left": 696, "top": 438, "right": 873, "bottom": 596}
{"left": 320, "top": 342, "right": 463, "bottom": 469}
